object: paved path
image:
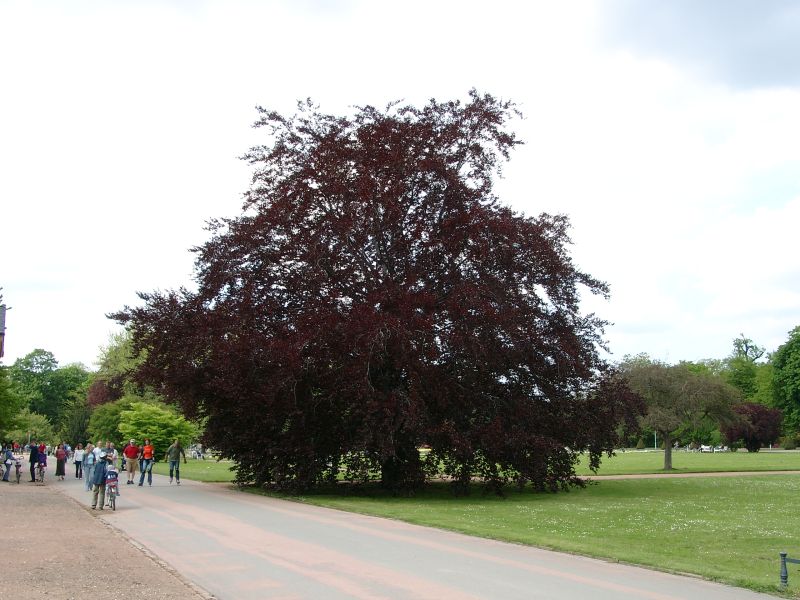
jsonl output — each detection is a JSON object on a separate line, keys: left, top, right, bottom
{"left": 55, "top": 473, "right": 781, "bottom": 600}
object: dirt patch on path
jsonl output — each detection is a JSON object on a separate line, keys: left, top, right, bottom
{"left": 0, "top": 479, "right": 212, "bottom": 600}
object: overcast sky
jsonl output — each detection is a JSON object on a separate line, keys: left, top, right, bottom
{"left": 2, "top": 0, "right": 799, "bottom": 369}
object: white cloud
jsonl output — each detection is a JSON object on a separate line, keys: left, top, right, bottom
{"left": 1, "top": 0, "right": 799, "bottom": 368}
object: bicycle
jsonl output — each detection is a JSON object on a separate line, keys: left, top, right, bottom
{"left": 105, "top": 469, "right": 119, "bottom": 511}
{"left": 36, "top": 463, "right": 46, "bottom": 484}
{"left": 14, "top": 457, "right": 22, "bottom": 484}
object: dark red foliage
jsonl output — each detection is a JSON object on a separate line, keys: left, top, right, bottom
{"left": 86, "top": 378, "right": 117, "bottom": 407}
{"left": 112, "top": 91, "right": 642, "bottom": 493}
{"left": 722, "top": 402, "right": 783, "bottom": 452}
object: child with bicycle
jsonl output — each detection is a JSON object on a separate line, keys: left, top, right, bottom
{"left": 36, "top": 446, "right": 47, "bottom": 482}
{"left": 90, "top": 451, "right": 111, "bottom": 510}
{"left": 105, "top": 461, "right": 120, "bottom": 508}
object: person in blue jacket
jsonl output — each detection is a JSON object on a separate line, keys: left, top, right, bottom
{"left": 90, "top": 452, "right": 110, "bottom": 510}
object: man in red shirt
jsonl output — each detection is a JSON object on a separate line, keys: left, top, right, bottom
{"left": 123, "top": 439, "right": 140, "bottom": 484}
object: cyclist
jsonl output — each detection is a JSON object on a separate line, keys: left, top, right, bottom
{"left": 37, "top": 446, "right": 48, "bottom": 482}
{"left": 105, "top": 462, "right": 120, "bottom": 507}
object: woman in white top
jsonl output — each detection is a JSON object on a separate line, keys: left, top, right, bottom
{"left": 73, "top": 443, "right": 86, "bottom": 479}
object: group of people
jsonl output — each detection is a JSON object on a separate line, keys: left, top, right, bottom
{"left": 1, "top": 438, "right": 189, "bottom": 511}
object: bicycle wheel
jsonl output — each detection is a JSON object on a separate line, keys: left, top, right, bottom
{"left": 110, "top": 493, "right": 115, "bottom": 511}
{"left": 16, "top": 468, "right": 20, "bottom": 484}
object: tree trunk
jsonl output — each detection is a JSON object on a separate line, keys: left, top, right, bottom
{"left": 380, "top": 440, "right": 424, "bottom": 494}
{"left": 662, "top": 432, "right": 673, "bottom": 470}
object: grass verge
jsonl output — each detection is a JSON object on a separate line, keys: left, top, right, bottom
{"left": 578, "top": 449, "right": 800, "bottom": 476}
{"left": 266, "top": 476, "right": 800, "bottom": 597}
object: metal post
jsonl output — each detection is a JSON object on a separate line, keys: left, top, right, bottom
{"left": 781, "top": 552, "right": 788, "bottom": 589}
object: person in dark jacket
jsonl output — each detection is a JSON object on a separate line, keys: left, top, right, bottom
{"left": 28, "top": 439, "right": 38, "bottom": 482}
{"left": 90, "top": 452, "right": 110, "bottom": 510}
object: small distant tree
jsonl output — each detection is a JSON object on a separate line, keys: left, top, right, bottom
{"left": 87, "top": 397, "right": 137, "bottom": 446}
{"left": 118, "top": 402, "right": 199, "bottom": 458}
{"left": 7, "top": 408, "right": 57, "bottom": 446}
{"left": 722, "top": 403, "right": 782, "bottom": 452}
{"left": 621, "top": 355, "right": 739, "bottom": 470}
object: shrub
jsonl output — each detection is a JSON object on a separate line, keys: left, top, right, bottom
{"left": 636, "top": 438, "right": 645, "bottom": 450}
{"left": 782, "top": 436, "right": 797, "bottom": 450}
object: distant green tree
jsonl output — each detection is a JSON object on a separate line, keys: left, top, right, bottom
{"left": 9, "top": 350, "right": 90, "bottom": 424}
{"left": 89, "top": 330, "right": 146, "bottom": 405}
{"left": 7, "top": 408, "right": 57, "bottom": 446}
{"left": 87, "top": 396, "right": 137, "bottom": 446}
{"left": 751, "top": 362, "right": 775, "bottom": 406}
{"left": 723, "top": 335, "right": 765, "bottom": 400}
{"left": 772, "top": 326, "right": 800, "bottom": 433}
{"left": 9, "top": 349, "right": 58, "bottom": 418}
{"left": 59, "top": 395, "right": 92, "bottom": 446}
{"left": 0, "top": 366, "right": 25, "bottom": 437}
{"left": 118, "top": 402, "right": 199, "bottom": 459}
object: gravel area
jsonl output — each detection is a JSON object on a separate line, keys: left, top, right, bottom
{"left": 1, "top": 478, "right": 211, "bottom": 600}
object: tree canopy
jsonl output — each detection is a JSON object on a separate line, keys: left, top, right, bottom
{"left": 0, "top": 366, "right": 24, "bottom": 437}
{"left": 772, "top": 326, "right": 800, "bottom": 432}
{"left": 9, "top": 349, "right": 90, "bottom": 424}
{"left": 621, "top": 355, "right": 739, "bottom": 469}
{"left": 118, "top": 401, "right": 199, "bottom": 456}
{"left": 724, "top": 334, "right": 768, "bottom": 401}
{"left": 114, "top": 91, "right": 641, "bottom": 493}
{"left": 721, "top": 402, "right": 782, "bottom": 452}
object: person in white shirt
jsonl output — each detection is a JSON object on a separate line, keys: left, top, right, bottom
{"left": 73, "top": 443, "right": 86, "bottom": 479}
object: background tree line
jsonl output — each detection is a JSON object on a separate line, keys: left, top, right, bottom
{"left": 0, "top": 333, "right": 198, "bottom": 453}
{"left": 620, "top": 331, "right": 800, "bottom": 470}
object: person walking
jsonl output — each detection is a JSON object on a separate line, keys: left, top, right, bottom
{"left": 165, "top": 439, "right": 187, "bottom": 485}
{"left": 28, "top": 439, "right": 38, "bottom": 482}
{"left": 54, "top": 444, "right": 67, "bottom": 480}
{"left": 123, "top": 439, "right": 139, "bottom": 484}
{"left": 73, "top": 443, "right": 85, "bottom": 479}
{"left": 2, "top": 444, "right": 13, "bottom": 482}
{"left": 93, "top": 441, "right": 103, "bottom": 463}
{"left": 83, "top": 443, "right": 96, "bottom": 491}
{"left": 138, "top": 438, "right": 155, "bottom": 487}
{"left": 108, "top": 442, "right": 119, "bottom": 469}
{"left": 90, "top": 452, "right": 110, "bottom": 510}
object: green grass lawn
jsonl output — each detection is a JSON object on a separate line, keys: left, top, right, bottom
{"left": 578, "top": 449, "right": 800, "bottom": 476}
{"left": 151, "top": 458, "right": 235, "bottom": 482}
{"left": 285, "top": 476, "right": 800, "bottom": 597}
{"left": 168, "top": 451, "right": 800, "bottom": 595}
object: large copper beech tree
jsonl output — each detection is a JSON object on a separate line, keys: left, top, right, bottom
{"left": 113, "top": 91, "right": 642, "bottom": 493}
